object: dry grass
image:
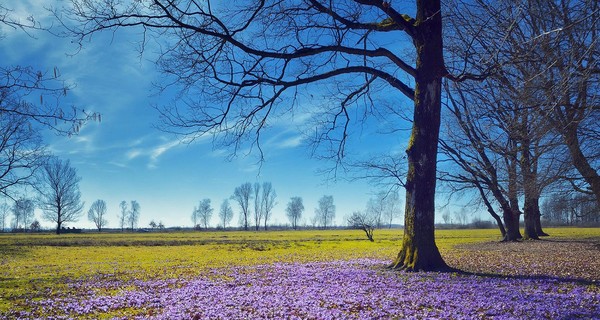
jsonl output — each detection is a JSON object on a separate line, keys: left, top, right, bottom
{"left": 447, "top": 237, "right": 600, "bottom": 282}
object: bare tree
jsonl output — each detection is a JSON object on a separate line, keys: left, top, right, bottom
{"left": 523, "top": 0, "right": 600, "bottom": 205}
{"left": 0, "top": 203, "right": 8, "bottom": 231}
{"left": 37, "top": 158, "right": 84, "bottom": 234}
{"left": 12, "top": 198, "right": 35, "bottom": 231}
{"left": 253, "top": 182, "right": 262, "bottom": 231}
{"left": 442, "top": 0, "right": 596, "bottom": 239}
{"left": 366, "top": 193, "right": 386, "bottom": 228}
{"left": 232, "top": 182, "right": 252, "bottom": 231}
{"left": 118, "top": 200, "right": 127, "bottom": 231}
{"left": 454, "top": 208, "right": 470, "bottom": 226}
{"left": 128, "top": 200, "right": 141, "bottom": 231}
{"left": 383, "top": 191, "right": 402, "bottom": 228}
{"left": 286, "top": 196, "right": 304, "bottom": 230}
{"left": 219, "top": 199, "right": 234, "bottom": 229}
{"left": 441, "top": 210, "right": 451, "bottom": 225}
{"left": 347, "top": 211, "right": 375, "bottom": 242}
{"left": 195, "top": 198, "right": 213, "bottom": 230}
{"left": 439, "top": 83, "right": 521, "bottom": 240}
{"left": 64, "top": 0, "right": 467, "bottom": 271}
{"left": 542, "top": 192, "right": 599, "bottom": 225}
{"left": 87, "top": 199, "right": 108, "bottom": 231}
{"left": 315, "top": 195, "right": 336, "bottom": 229}
{"left": 261, "top": 182, "right": 277, "bottom": 230}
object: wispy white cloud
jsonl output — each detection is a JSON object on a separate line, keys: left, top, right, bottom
{"left": 126, "top": 149, "right": 142, "bottom": 160}
{"left": 148, "top": 139, "right": 181, "bottom": 167}
{"left": 120, "top": 136, "right": 185, "bottom": 169}
{"left": 276, "top": 134, "right": 304, "bottom": 149}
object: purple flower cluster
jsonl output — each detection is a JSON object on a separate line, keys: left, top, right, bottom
{"left": 5, "top": 259, "right": 599, "bottom": 319}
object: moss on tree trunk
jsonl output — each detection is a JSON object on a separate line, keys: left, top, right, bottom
{"left": 391, "top": 0, "right": 449, "bottom": 272}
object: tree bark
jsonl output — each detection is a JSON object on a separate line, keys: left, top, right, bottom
{"left": 563, "top": 125, "right": 600, "bottom": 207}
{"left": 521, "top": 127, "right": 540, "bottom": 240}
{"left": 532, "top": 196, "right": 549, "bottom": 236}
{"left": 522, "top": 193, "right": 539, "bottom": 240}
{"left": 391, "top": 0, "right": 449, "bottom": 272}
{"left": 474, "top": 183, "right": 506, "bottom": 237}
{"left": 502, "top": 208, "right": 522, "bottom": 242}
{"left": 504, "top": 155, "right": 523, "bottom": 241}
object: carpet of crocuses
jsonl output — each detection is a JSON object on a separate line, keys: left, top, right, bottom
{"left": 1, "top": 229, "right": 599, "bottom": 319}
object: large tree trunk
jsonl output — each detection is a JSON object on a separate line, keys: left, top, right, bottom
{"left": 391, "top": 0, "right": 449, "bottom": 272}
{"left": 504, "top": 155, "right": 523, "bottom": 241}
{"left": 521, "top": 131, "right": 540, "bottom": 240}
{"left": 522, "top": 204, "right": 538, "bottom": 240}
{"left": 502, "top": 208, "right": 522, "bottom": 241}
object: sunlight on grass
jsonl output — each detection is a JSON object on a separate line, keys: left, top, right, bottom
{"left": 1, "top": 228, "right": 598, "bottom": 317}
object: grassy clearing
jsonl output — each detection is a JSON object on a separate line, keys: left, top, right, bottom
{"left": 1, "top": 228, "right": 598, "bottom": 317}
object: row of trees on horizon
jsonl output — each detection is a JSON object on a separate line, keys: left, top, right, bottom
{"left": 0, "top": 175, "right": 406, "bottom": 233}
{"left": 1, "top": 148, "right": 597, "bottom": 234}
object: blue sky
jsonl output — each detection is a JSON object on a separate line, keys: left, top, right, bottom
{"left": 0, "top": 1, "right": 427, "bottom": 229}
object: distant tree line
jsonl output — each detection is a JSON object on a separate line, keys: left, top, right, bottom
{"left": 189, "top": 182, "right": 404, "bottom": 233}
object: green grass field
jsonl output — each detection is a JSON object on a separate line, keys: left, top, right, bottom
{"left": 1, "top": 228, "right": 599, "bottom": 318}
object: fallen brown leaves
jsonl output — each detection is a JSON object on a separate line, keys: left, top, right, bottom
{"left": 444, "top": 237, "right": 600, "bottom": 282}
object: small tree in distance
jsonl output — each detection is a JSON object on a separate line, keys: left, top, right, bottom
{"left": 232, "top": 183, "right": 252, "bottom": 231}
{"left": 88, "top": 199, "right": 108, "bottom": 232}
{"left": 315, "top": 195, "right": 336, "bottom": 229}
{"left": 261, "top": 182, "right": 276, "bottom": 230}
{"left": 0, "top": 203, "right": 8, "bottom": 232}
{"left": 442, "top": 210, "right": 451, "bottom": 225}
{"left": 118, "top": 201, "right": 127, "bottom": 232}
{"left": 383, "top": 191, "right": 402, "bottom": 228}
{"left": 347, "top": 211, "right": 375, "bottom": 242}
{"left": 219, "top": 199, "right": 234, "bottom": 229}
{"left": 128, "top": 200, "right": 141, "bottom": 231}
{"left": 195, "top": 198, "right": 213, "bottom": 230}
{"left": 253, "top": 182, "right": 262, "bottom": 231}
{"left": 30, "top": 220, "right": 41, "bottom": 232}
{"left": 12, "top": 198, "right": 35, "bottom": 231}
{"left": 286, "top": 197, "right": 304, "bottom": 230}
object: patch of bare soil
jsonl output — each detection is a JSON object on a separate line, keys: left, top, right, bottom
{"left": 444, "top": 237, "right": 600, "bottom": 282}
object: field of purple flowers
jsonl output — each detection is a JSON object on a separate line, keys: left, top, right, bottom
{"left": 7, "top": 258, "right": 599, "bottom": 319}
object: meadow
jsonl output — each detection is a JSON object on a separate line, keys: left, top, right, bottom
{"left": 1, "top": 228, "right": 599, "bottom": 319}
